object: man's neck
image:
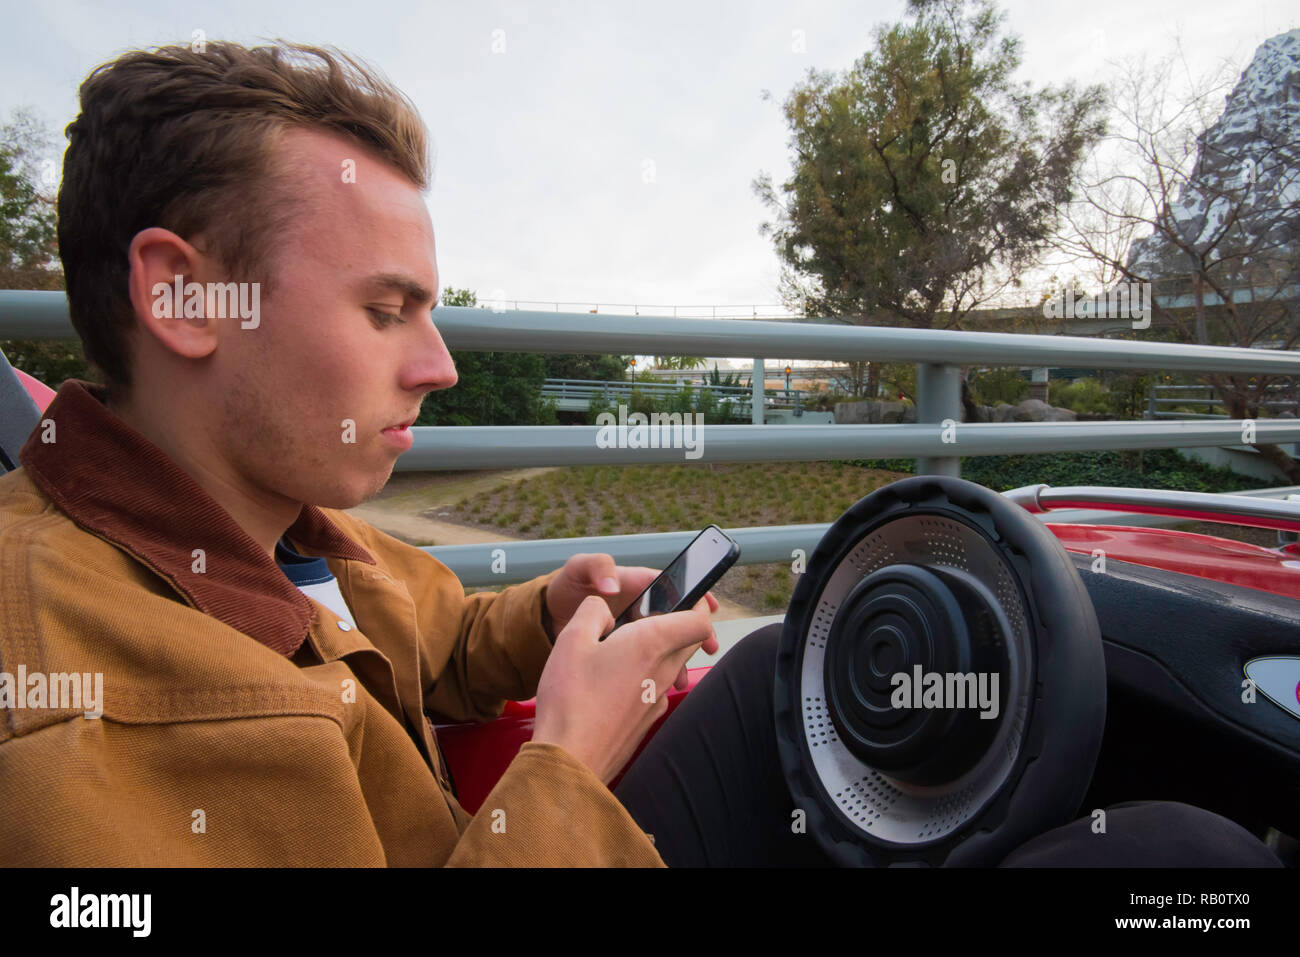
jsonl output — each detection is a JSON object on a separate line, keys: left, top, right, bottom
{"left": 106, "top": 392, "right": 295, "bottom": 560}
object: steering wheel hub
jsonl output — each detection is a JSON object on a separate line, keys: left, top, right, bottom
{"left": 824, "top": 562, "right": 1010, "bottom": 784}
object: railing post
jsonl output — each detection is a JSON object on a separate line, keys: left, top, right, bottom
{"left": 1029, "top": 367, "right": 1049, "bottom": 403}
{"left": 752, "top": 358, "right": 765, "bottom": 425}
{"left": 916, "top": 362, "right": 962, "bottom": 477}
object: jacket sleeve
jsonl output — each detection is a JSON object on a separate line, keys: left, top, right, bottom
{"left": 427, "top": 568, "right": 562, "bottom": 723}
{"left": 324, "top": 510, "right": 561, "bottom": 723}
{"left": 444, "top": 741, "right": 665, "bottom": 867}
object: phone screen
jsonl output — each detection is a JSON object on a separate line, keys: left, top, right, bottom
{"left": 614, "top": 526, "right": 738, "bottom": 628}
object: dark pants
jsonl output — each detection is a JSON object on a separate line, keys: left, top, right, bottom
{"left": 613, "top": 624, "right": 1282, "bottom": 867}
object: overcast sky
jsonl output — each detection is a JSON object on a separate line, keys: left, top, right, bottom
{"left": 2, "top": 0, "right": 1296, "bottom": 320}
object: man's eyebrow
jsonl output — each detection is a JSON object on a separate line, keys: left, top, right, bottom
{"left": 362, "top": 273, "right": 436, "bottom": 307}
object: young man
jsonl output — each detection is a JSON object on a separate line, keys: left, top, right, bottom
{"left": 0, "top": 40, "right": 718, "bottom": 866}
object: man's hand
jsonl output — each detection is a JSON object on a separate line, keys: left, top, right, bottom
{"left": 545, "top": 551, "right": 719, "bottom": 645}
{"left": 532, "top": 594, "right": 720, "bottom": 784}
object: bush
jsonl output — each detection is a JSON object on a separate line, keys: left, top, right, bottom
{"left": 586, "top": 380, "right": 749, "bottom": 424}
{"left": 1105, "top": 371, "right": 1156, "bottom": 420}
{"left": 419, "top": 350, "right": 555, "bottom": 426}
{"left": 1050, "top": 377, "right": 1112, "bottom": 415}
{"left": 544, "top": 353, "right": 631, "bottom": 381}
{"left": 844, "top": 449, "right": 1258, "bottom": 494}
{"left": 969, "top": 367, "right": 1029, "bottom": 406}
{"left": 842, "top": 457, "right": 917, "bottom": 473}
{"left": 0, "top": 338, "right": 95, "bottom": 389}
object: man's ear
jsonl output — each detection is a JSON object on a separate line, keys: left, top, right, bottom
{"left": 126, "top": 227, "right": 220, "bottom": 360}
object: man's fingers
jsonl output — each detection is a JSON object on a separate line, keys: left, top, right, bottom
{"left": 559, "top": 593, "right": 616, "bottom": 644}
{"left": 568, "top": 552, "right": 620, "bottom": 595}
{"left": 692, "top": 595, "right": 720, "bottom": 655}
{"left": 618, "top": 566, "right": 659, "bottom": 592}
{"left": 633, "top": 601, "right": 714, "bottom": 660}
{"left": 672, "top": 662, "right": 690, "bottom": 691}
{"left": 615, "top": 567, "right": 659, "bottom": 604}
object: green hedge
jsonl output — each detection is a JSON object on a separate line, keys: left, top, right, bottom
{"left": 586, "top": 384, "right": 750, "bottom": 425}
{"left": 844, "top": 448, "right": 1259, "bottom": 494}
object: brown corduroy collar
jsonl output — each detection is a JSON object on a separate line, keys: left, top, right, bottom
{"left": 19, "top": 379, "right": 377, "bottom": 656}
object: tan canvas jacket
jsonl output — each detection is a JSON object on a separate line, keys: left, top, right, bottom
{"left": 0, "top": 379, "right": 664, "bottom": 866}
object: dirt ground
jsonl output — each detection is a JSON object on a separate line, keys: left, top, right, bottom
{"left": 347, "top": 467, "right": 555, "bottom": 545}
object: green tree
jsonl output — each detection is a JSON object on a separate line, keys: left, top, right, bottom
{"left": 0, "top": 109, "right": 94, "bottom": 389}
{"left": 438, "top": 288, "right": 633, "bottom": 384}
{"left": 705, "top": 363, "right": 748, "bottom": 390}
{"left": 544, "top": 353, "right": 631, "bottom": 381}
{"left": 753, "top": 0, "right": 1105, "bottom": 411}
{"left": 969, "top": 366, "right": 1028, "bottom": 406}
{"left": 420, "top": 286, "right": 556, "bottom": 425}
{"left": 0, "top": 150, "right": 56, "bottom": 284}
{"left": 651, "top": 355, "right": 708, "bottom": 371}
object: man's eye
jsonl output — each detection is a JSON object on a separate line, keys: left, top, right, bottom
{"left": 369, "top": 308, "right": 405, "bottom": 325}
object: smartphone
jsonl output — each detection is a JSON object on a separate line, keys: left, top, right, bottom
{"left": 603, "top": 525, "right": 741, "bottom": 639}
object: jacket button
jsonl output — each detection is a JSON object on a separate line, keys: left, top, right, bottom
{"left": 337, "top": 620, "right": 352, "bottom": 631}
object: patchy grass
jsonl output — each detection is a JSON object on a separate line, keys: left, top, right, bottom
{"left": 444, "top": 461, "right": 906, "bottom": 608}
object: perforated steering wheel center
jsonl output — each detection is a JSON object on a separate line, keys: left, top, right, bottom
{"left": 797, "top": 513, "right": 1032, "bottom": 846}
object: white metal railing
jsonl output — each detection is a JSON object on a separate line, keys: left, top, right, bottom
{"left": 7, "top": 290, "right": 1300, "bottom": 584}
{"left": 1146, "top": 383, "right": 1300, "bottom": 419}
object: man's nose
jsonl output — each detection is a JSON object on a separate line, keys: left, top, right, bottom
{"left": 417, "top": 316, "right": 458, "bottom": 392}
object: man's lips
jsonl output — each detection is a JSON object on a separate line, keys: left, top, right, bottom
{"left": 382, "top": 419, "right": 416, "bottom": 450}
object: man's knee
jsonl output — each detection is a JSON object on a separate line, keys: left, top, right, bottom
{"left": 711, "top": 621, "right": 783, "bottom": 680}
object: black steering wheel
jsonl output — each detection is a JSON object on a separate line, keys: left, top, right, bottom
{"left": 774, "top": 475, "right": 1107, "bottom": 866}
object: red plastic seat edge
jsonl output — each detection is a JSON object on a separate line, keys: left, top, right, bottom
{"left": 14, "top": 367, "right": 56, "bottom": 412}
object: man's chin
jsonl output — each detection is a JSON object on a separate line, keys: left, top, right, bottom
{"left": 305, "top": 472, "right": 394, "bottom": 511}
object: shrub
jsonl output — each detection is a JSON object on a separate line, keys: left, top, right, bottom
{"left": 844, "top": 448, "right": 1258, "bottom": 494}
{"left": 1050, "top": 377, "right": 1112, "bottom": 415}
{"left": 969, "top": 367, "right": 1029, "bottom": 406}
